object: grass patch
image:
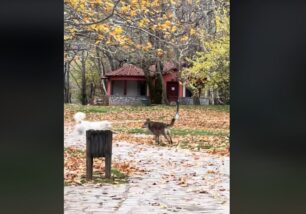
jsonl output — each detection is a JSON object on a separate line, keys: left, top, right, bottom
{"left": 205, "top": 105, "right": 230, "bottom": 113}
{"left": 178, "top": 141, "right": 189, "bottom": 149}
{"left": 65, "top": 104, "right": 119, "bottom": 113}
{"left": 65, "top": 104, "right": 170, "bottom": 114}
{"left": 178, "top": 141, "right": 212, "bottom": 150}
{"left": 90, "top": 168, "right": 128, "bottom": 185}
{"left": 64, "top": 167, "right": 129, "bottom": 186}
{"left": 117, "top": 127, "right": 228, "bottom": 137}
{"left": 172, "top": 128, "right": 228, "bottom": 137}
{"left": 65, "top": 104, "right": 229, "bottom": 114}
{"left": 178, "top": 141, "right": 217, "bottom": 151}
{"left": 116, "top": 128, "right": 148, "bottom": 134}
{"left": 111, "top": 168, "right": 128, "bottom": 179}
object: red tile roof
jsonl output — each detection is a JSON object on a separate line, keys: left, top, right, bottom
{"left": 106, "top": 64, "right": 146, "bottom": 77}
{"left": 105, "top": 62, "right": 179, "bottom": 78}
{"left": 149, "top": 61, "right": 178, "bottom": 73}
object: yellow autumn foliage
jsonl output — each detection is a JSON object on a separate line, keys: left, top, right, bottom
{"left": 182, "top": 10, "right": 230, "bottom": 92}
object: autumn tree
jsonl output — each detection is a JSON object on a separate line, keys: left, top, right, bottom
{"left": 64, "top": 0, "right": 229, "bottom": 104}
{"left": 181, "top": 5, "right": 229, "bottom": 104}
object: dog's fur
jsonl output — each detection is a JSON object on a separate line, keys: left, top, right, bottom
{"left": 142, "top": 101, "right": 179, "bottom": 144}
{"left": 73, "top": 112, "right": 112, "bottom": 135}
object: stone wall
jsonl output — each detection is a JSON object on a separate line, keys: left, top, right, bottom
{"left": 178, "top": 97, "right": 194, "bottom": 105}
{"left": 199, "top": 98, "right": 210, "bottom": 105}
{"left": 109, "top": 96, "right": 150, "bottom": 106}
{"left": 95, "top": 96, "right": 109, "bottom": 105}
{"left": 178, "top": 97, "right": 209, "bottom": 105}
{"left": 107, "top": 96, "right": 210, "bottom": 106}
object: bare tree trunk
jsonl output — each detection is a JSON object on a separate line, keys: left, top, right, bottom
{"left": 156, "top": 59, "right": 169, "bottom": 104}
{"left": 64, "top": 62, "right": 68, "bottom": 103}
{"left": 100, "top": 60, "right": 107, "bottom": 95}
{"left": 89, "top": 82, "right": 95, "bottom": 104}
{"left": 81, "top": 50, "right": 88, "bottom": 105}
{"left": 155, "top": 27, "right": 169, "bottom": 104}
{"left": 67, "top": 62, "right": 71, "bottom": 103}
{"left": 193, "top": 88, "right": 201, "bottom": 105}
{"left": 210, "top": 88, "right": 215, "bottom": 105}
{"left": 153, "top": 3, "right": 169, "bottom": 105}
{"left": 64, "top": 61, "right": 71, "bottom": 103}
{"left": 215, "top": 90, "right": 224, "bottom": 104}
{"left": 96, "top": 47, "right": 107, "bottom": 95}
{"left": 105, "top": 52, "right": 115, "bottom": 71}
{"left": 201, "top": 0, "right": 217, "bottom": 35}
{"left": 141, "top": 57, "right": 153, "bottom": 102}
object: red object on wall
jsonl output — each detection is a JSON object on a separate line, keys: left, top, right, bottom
{"left": 166, "top": 81, "right": 179, "bottom": 102}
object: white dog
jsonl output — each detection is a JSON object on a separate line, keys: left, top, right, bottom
{"left": 73, "top": 112, "right": 112, "bottom": 135}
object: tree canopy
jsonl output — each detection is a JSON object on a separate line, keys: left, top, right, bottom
{"left": 64, "top": 0, "right": 230, "bottom": 104}
{"left": 181, "top": 7, "right": 229, "bottom": 102}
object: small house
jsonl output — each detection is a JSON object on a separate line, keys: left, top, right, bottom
{"left": 103, "top": 62, "right": 207, "bottom": 105}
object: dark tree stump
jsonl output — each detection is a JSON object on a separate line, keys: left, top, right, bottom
{"left": 86, "top": 130, "right": 112, "bottom": 180}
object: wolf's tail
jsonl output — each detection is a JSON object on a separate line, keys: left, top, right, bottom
{"left": 73, "top": 112, "right": 86, "bottom": 123}
{"left": 168, "top": 101, "right": 180, "bottom": 127}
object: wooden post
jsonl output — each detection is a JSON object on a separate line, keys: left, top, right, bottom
{"left": 86, "top": 132, "right": 93, "bottom": 180}
{"left": 86, "top": 155, "right": 93, "bottom": 180}
{"left": 104, "top": 131, "right": 112, "bottom": 178}
{"left": 105, "top": 155, "right": 111, "bottom": 178}
{"left": 86, "top": 130, "right": 113, "bottom": 180}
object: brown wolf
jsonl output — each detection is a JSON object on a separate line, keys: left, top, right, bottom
{"left": 142, "top": 101, "right": 179, "bottom": 144}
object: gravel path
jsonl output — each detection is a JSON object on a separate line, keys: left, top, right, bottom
{"left": 65, "top": 126, "right": 229, "bottom": 214}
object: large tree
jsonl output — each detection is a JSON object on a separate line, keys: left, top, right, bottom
{"left": 181, "top": 6, "right": 229, "bottom": 104}
{"left": 64, "top": 0, "right": 229, "bottom": 104}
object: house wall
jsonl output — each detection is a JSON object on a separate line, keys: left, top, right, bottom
{"left": 107, "top": 77, "right": 147, "bottom": 96}
{"left": 162, "top": 72, "right": 184, "bottom": 98}
{"left": 112, "top": 80, "right": 124, "bottom": 95}
{"left": 107, "top": 78, "right": 150, "bottom": 105}
{"left": 163, "top": 72, "right": 177, "bottom": 82}
{"left": 111, "top": 80, "right": 146, "bottom": 96}
{"left": 126, "top": 80, "right": 139, "bottom": 96}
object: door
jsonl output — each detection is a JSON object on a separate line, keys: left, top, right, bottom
{"left": 166, "top": 81, "right": 179, "bottom": 102}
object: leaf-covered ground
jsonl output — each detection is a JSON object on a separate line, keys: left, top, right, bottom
{"left": 64, "top": 104, "right": 229, "bottom": 154}
{"left": 64, "top": 141, "right": 230, "bottom": 213}
{"left": 64, "top": 104, "right": 230, "bottom": 212}
{"left": 64, "top": 147, "right": 146, "bottom": 186}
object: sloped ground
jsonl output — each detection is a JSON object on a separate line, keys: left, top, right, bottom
{"left": 64, "top": 105, "right": 229, "bottom": 213}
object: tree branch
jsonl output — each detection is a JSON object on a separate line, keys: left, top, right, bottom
{"left": 77, "top": 0, "right": 121, "bottom": 26}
